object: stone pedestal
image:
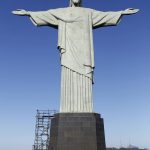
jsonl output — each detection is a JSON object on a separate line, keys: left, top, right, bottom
{"left": 48, "top": 113, "right": 106, "bottom": 150}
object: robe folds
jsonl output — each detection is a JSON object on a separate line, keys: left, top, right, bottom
{"left": 29, "top": 7, "right": 122, "bottom": 112}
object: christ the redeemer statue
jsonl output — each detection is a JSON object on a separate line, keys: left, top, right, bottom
{"left": 12, "top": 0, "right": 139, "bottom": 113}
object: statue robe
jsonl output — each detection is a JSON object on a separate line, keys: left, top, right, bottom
{"left": 29, "top": 7, "right": 122, "bottom": 112}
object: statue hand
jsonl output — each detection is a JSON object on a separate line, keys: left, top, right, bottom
{"left": 12, "top": 9, "right": 30, "bottom": 16}
{"left": 122, "top": 8, "right": 139, "bottom": 15}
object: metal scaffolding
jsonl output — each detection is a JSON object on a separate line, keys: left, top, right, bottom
{"left": 33, "top": 110, "right": 57, "bottom": 150}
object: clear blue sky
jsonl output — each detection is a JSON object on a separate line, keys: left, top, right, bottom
{"left": 0, "top": 0, "right": 149, "bottom": 150}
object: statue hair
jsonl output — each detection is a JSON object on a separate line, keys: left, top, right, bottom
{"left": 69, "top": 0, "right": 82, "bottom": 7}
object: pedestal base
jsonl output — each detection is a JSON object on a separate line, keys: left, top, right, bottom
{"left": 49, "top": 113, "right": 106, "bottom": 150}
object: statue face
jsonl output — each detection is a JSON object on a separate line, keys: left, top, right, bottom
{"left": 70, "top": 0, "right": 82, "bottom": 7}
{"left": 72, "top": 0, "right": 81, "bottom": 4}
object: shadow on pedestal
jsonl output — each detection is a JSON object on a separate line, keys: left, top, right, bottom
{"left": 48, "top": 113, "right": 106, "bottom": 150}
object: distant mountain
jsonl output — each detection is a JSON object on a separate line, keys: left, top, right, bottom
{"left": 107, "top": 147, "right": 149, "bottom": 150}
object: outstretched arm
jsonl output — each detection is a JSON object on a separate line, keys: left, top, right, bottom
{"left": 92, "top": 8, "right": 139, "bottom": 29}
{"left": 12, "top": 9, "right": 58, "bottom": 28}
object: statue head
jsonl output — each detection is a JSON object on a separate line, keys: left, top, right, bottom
{"left": 69, "top": 0, "right": 82, "bottom": 7}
